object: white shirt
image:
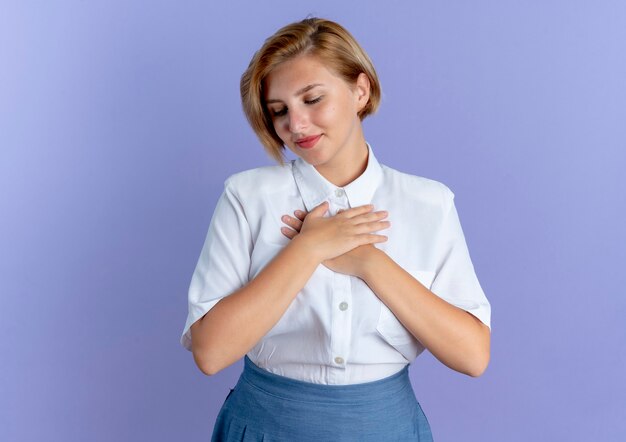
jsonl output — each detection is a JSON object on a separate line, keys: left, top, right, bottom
{"left": 181, "top": 143, "right": 491, "bottom": 385}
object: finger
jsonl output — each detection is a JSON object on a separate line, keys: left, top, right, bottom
{"left": 293, "top": 209, "right": 307, "bottom": 221}
{"left": 335, "top": 204, "right": 375, "bottom": 218}
{"left": 354, "top": 220, "right": 391, "bottom": 233}
{"left": 359, "top": 233, "right": 388, "bottom": 244}
{"left": 309, "top": 201, "right": 329, "bottom": 217}
{"left": 281, "top": 215, "right": 303, "bottom": 232}
{"left": 280, "top": 226, "right": 297, "bottom": 239}
{"left": 282, "top": 215, "right": 303, "bottom": 232}
{"left": 353, "top": 210, "right": 389, "bottom": 224}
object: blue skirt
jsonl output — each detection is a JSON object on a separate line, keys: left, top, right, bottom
{"left": 211, "top": 356, "right": 433, "bottom": 441}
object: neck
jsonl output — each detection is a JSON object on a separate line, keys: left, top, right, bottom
{"left": 315, "top": 139, "right": 369, "bottom": 188}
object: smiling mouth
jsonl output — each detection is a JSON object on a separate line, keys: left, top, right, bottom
{"left": 295, "top": 134, "right": 322, "bottom": 149}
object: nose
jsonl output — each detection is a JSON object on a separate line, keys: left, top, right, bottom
{"left": 288, "top": 107, "right": 308, "bottom": 133}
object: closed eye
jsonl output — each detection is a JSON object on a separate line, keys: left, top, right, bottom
{"left": 271, "top": 107, "right": 287, "bottom": 117}
{"left": 305, "top": 96, "right": 322, "bottom": 105}
{"left": 269, "top": 96, "right": 323, "bottom": 118}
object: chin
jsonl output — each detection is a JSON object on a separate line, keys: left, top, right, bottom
{"left": 289, "top": 146, "right": 319, "bottom": 162}
{"left": 303, "top": 150, "right": 331, "bottom": 167}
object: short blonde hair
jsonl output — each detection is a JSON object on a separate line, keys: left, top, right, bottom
{"left": 240, "top": 17, "right": 381, "bottom": 165}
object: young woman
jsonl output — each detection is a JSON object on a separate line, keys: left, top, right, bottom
{"left": 181, "top": 17, "right": 491, "bottom": 441}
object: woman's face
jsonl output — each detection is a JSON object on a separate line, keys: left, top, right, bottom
{"left": 264, "top": 54, "right": 370, "bottom": 173}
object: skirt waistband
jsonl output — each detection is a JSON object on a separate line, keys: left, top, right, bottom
{"left": 241, "top": 356, "right": 411, "bottom": 405}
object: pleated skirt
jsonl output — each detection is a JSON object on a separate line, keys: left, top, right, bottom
{"left": 211, "top": 356, "right": 433, "bottom": 441}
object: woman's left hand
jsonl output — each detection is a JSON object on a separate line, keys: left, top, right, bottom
{"left": 280, "top": 209, "right": 385, "bottom": 278}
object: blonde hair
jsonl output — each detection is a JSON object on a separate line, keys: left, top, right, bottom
{"left": 240, "top": 17, "right": 381, "bottom": 165}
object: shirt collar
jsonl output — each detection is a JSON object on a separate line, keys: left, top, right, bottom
{"left": 292, "top": 142, "right": 383, "bottom": 212}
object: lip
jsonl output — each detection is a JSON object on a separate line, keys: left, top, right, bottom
{"left": 295, "top": 134, "right": 322, "bottom": 149}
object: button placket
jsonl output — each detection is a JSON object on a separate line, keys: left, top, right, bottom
{"left": 326, "top": 189, "right": 352, "bottom": 383}
{"left": 329, "top": 271, "right": 352, "bottom": 381}
{"left": 334, "top": 191, "right": 349, "bottom": 216}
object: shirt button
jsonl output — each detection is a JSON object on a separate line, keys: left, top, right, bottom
{"left": 334, "top": 356, "right": 345, "bottom": 364}
{"left": 339, "top": 302, "right": 349, "bottom": 311}
{"left": 335, "top": 188, "right": 344, "bottom": 197}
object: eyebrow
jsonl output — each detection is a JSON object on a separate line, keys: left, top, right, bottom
{"left": 265, "top": 83, "right": 324, "bottom": 104}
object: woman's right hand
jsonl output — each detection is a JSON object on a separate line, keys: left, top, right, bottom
{"left": 294, "top": 201, "right": 390, "bottom": 263}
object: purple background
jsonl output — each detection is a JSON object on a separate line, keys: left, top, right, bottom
{"left": 2, "top": 1, "right": 625, "bottom": 441}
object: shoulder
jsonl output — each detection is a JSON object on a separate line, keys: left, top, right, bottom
{"left": 223, "top": 162, "right": 294, "bottom": 197}
{"left": 380, "top": 163, "right": 455, "bottom": 210}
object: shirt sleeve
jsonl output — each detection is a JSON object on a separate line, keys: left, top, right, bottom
{"left": 430, "top": 187, "right": 491, "bottom": 330}
{"left": 180, "top": 179, "right": 253, "bottom": 351}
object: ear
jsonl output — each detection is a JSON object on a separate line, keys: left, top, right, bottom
{"left": 354, "top": 72, "right": 371, "bottom": 113}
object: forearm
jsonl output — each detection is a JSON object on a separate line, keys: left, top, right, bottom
{"left": 191, "top": 235, "right": 319, "bottom": 375}
{"left": 362, "top": 250, "right": 490, "bottom": 377}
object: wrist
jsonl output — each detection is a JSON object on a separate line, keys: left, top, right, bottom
{"left": 289, "top": 234, "right": 324, "bottom": 265}
{"left": 359, "top": 246, "right": 387, "bottom": 281}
